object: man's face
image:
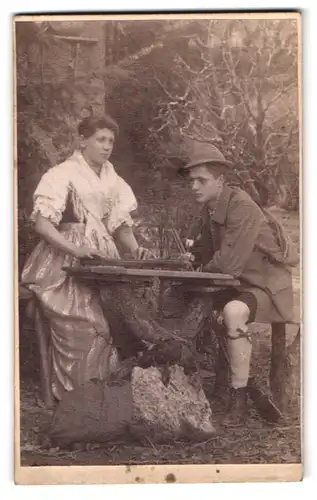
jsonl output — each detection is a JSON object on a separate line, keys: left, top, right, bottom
{"left": 189, "top": 165, "right": 223, "bottom": 204}
{"left": 82, "top": 128, "right": 115, "bottom": 166}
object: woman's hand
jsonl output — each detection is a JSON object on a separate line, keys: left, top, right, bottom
{"left": 35, "top": 214, "right": 100, "bottom": 260}
{"left": 72, "top": 245, "right": 101, "bottom": 260}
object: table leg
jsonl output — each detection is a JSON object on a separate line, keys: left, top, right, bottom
{"left": 270, "top": 323, "right": 287, "bottom": 413}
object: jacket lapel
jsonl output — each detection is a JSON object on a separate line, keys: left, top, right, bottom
{"left": 193, "top": 185, "right": 234, "bottom": 264}
{"left": 211, "top": 184, "right": 233, "bottom": 225}
{"left": 207, "top": 184, "right": 234, "bottom": 251}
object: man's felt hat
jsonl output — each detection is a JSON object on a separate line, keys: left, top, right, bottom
{"left": 180, "top": 142, "right": 232, "bottom": 172}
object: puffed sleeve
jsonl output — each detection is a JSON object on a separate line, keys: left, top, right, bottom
{"left": 30, "top": 165, "right": 69, "bottom": 226}
{"left": 106, "top": 176, "right": 138, "bottom": 235}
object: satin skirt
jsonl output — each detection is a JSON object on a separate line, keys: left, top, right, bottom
{"left": 21, "top": 223, "right": 120, "bottom": 400}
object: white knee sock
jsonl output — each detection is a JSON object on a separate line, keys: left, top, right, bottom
{"left": 227, "top": 328, "right": 252, "bottom": 389}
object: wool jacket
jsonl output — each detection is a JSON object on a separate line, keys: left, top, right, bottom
{"left": 190, "top": 184, "right": 296, "bottom": 322}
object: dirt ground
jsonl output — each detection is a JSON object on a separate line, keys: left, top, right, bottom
{"left": 18, "top": 209, "right": 301, "bottom": 467}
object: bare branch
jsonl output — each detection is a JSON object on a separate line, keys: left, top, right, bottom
{"left": 263, "top": 132, "right": 290, "bottom": 150}
{"left": 242, "top": 82, "right": 258, "bottom": 121}
{"left": 263, "top": 81, "right": 297, "bottom": 112}
{"left": 149, "top": 122, "right": 169, "bottom": 134}
{"left": 174, "top": 54, "right": 198, "bottom": 75}
{"left": 154, "top": 76, "right": 175, "bottom": 100}
{"left": 180, "top": 129, "right": 213, "bottom": 144}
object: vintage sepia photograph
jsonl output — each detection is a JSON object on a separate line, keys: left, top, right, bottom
{"left": 14, "top": 13, "right": 302, "bottom": 484}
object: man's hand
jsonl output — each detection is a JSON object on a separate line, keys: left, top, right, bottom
{"left": 177, "top": 252, "right": 195, "bottom": 269}
{"left": 177, "top": 252, "right": 195, "bottom": 263}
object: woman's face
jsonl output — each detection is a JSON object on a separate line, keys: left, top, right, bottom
{"left": 81, "top": 128, "right": 115, "bottom": 166}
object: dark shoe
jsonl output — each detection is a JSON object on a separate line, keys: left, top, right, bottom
{"left": 223, "top": 387, "right": 248, "bottom": 427}
{"left": 247, "top": 378, "right": 283, "bottom": 423}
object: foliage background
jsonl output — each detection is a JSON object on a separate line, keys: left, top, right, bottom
{"left": 16, "top": 18, "right": 300, "bottom": 273}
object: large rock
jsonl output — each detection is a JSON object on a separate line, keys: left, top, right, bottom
{"left": 49, "top": 363, "right": 215, "bottom": 448}
{"left": 131, "top": 365, "right": 215, "bottom": 442}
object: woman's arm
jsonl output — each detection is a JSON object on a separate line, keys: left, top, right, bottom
{"left": 113, "top": 224, "right": 139, "bottom": 257}
{"left": 34, "top": 214, "right": 93, "bottom": 259}
{"left": 114, "top": 224, "right": 151, "bottom": 259}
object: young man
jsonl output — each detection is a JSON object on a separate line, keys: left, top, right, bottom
{"left": 181, "top": 143, "right": 298, "bottom": 425}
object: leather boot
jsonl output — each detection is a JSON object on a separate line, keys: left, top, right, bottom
{"left": 223, "top": 387, "right": 248, "bottom": 427}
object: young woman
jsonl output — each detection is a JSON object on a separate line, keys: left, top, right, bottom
{"left": 21, "top": 115, "right": 149, "bottom": 400}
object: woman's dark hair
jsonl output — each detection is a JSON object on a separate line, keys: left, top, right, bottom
{"left": 77, "top": 115, "right": 119, "bottom": 139}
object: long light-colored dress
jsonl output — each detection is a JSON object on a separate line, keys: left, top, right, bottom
{"left": 21, "top": 150, "right": 137, "bottom": 400}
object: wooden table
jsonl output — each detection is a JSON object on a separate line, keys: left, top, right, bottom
{"left": 64, "top": 264, "right": 240, "bottom": 287}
